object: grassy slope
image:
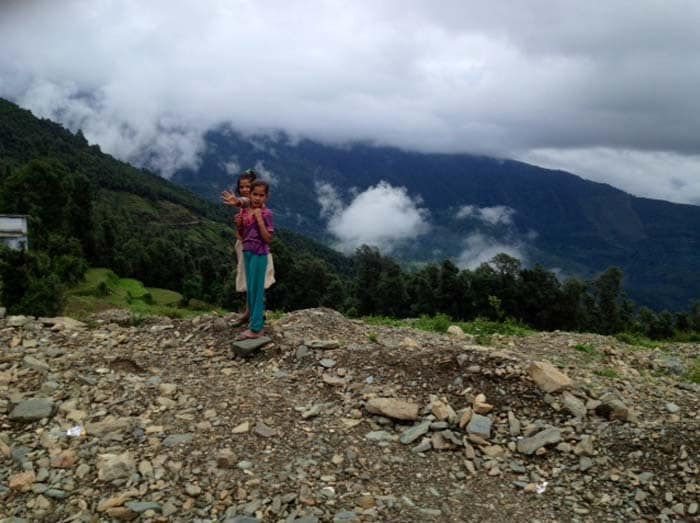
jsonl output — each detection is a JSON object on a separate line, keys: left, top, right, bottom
{"left": 65, "top": 268, "right": 207, "bottom": 320}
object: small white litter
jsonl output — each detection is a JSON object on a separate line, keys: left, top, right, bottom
{"left": 66, "top": 426, "right": 83, "bottom": 438}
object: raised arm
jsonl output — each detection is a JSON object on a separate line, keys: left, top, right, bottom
{"left": 221, "top": 190, "right": 244, "bottom": 207}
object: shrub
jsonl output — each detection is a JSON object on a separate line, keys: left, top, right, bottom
{"left": 414, "top": 313, "right": 452, "bottom": 333}
{"left": 615, "top": 332, "right": 658, "bottom": 348}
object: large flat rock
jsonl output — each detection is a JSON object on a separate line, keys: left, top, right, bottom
{"left": 9, "top": 398, "right": 55, "bottom": 422}
{"left": 232, "top": 336, "right": 272, "bottom": 357}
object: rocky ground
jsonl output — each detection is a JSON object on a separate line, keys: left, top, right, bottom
{"left": 1, "top": 307, "right": 698, "bottom": 522}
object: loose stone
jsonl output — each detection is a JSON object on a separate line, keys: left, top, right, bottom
{"left": 399, "top": 421, "right": 431, "bottom": 444}
{"left": 466, "top": 414, "right": 492, "bottom": 439}
{"left": 517, "top": 428, "right": 561, "bottom": 455}
{"left": 365, "top": 398, "right": 419, "bottom": 421}
{"left": 9, "top": 398, "right": 55, "bottom": 422}
{"left": 527, "top": 361, "right": 573, "bottom": 392}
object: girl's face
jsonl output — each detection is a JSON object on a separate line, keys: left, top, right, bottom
{"left": 250, "top": 185, "right": 268, "bottom": 208}
{"left": 239, "top": 178, "right": 252, "bottom": 197}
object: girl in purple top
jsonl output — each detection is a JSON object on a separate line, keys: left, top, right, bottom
{"left": 235, "top": 180, "right": 274, "bottom": 339}
{"left": 222, "top": 171, "right": 275, "bottom": 325}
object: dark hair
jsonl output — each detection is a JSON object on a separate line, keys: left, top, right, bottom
{"left": 236, "top": 169, "right": 256, "bottom": 195}
{"left": 251, "top": 180, "right": 270, "bottom": 194}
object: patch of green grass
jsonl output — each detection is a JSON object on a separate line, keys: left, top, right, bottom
{"left": 614, "top": 332, "right": 659, "bottom": 348}
{"left": 368, "top": 332, "right": 378, "bottom": 343}
{"left": 412, "top": 313, "right": 452, "bottom": 333}
{"left": 70, "top": 268, "right": 120, "bottom": 296}
{"left": 474, "top": 334, "right": 492, "bottom": 346}
{"left": 575, "top": 343, "right": 596, "bottom": 354}
{"left": 360, "top": 314, "right": 534, "bottom": 338}
{"left": 458, "top": 318, "right": 533, "bottom": 337}
{"left": 595, "top": 367, "right": 620, "bottom": 379}
{"left": 670, "top": 332, "right": 700, "bottom": 343}
{"left": 575, "top": 343, "right": 602, "bottom": 362}
{"left": 148, "top": 288, "right": 181, "bottom": 307}
{"left": 64, "top": 267, "right": 218, "bottom": 320}
{"left": 361, "top": 315, "right": 404, "bottom": 328}
{"left": 267, "top": 310, "right": 286, "bottom": 321}
{"left": 685, "top": 359, "right": 700, "bottom": 384}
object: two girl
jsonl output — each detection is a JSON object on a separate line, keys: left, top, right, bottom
{"left": 222, "top": 171, "right": 274, "bottom": 339}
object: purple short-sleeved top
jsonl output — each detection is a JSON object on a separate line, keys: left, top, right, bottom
{"left": 241, "top": 208, "right": 274, "bottom": 255}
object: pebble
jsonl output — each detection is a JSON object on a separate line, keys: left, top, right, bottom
{"left": 365, "top": 430, "right": 394, "bottom": 442}
{"left": 319, "top": 358, "right": 336, "bottom": 368}
{"left": 22, "top": 355, "right": 51, "bottom": 373}
{"left": 232, "top": 421, "right": 250, "bottom": 433}
{"left": 466, "top": 413, "right": 492, "bottom": 439}
{"left": 96, "top": 452, "right": 136, "bottom": 481}
{"left": 125, "top": 501, "right": 162, "bottom": 513}
{"left": 162, "top": 433, "right": 194, "bottom": 447}
{"left": 184, "top": 483, "right": 202, "bottom": 496}
{"left": 254, "top": 422, "right": 277, "bottom": 438}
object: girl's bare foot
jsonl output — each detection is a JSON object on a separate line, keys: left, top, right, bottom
{"left": 235, "top": 329, "right": 264, "bottom": 341}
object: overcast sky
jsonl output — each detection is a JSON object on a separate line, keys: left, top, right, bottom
{"left": 2, "top": 0, "right": 700, "bottom": 205}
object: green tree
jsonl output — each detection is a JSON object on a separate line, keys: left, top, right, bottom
{"left": 591, "top": 267, "right": 627, "bottom": 334}
{"left": 375, "top": 260, "right": 409, "bottom": 317}
{"left": 352, "top": 245, "right": 385, "bottom": 315}
{"left": 408, "top": 264, "right": 440, "bottom": 316}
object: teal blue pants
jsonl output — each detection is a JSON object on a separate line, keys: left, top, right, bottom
{"left": 243, "top": 251, "right": 268, "bottom": 333}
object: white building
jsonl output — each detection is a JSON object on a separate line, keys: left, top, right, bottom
{"left": 0, "top": 215, "right": 28, "bottom": 251}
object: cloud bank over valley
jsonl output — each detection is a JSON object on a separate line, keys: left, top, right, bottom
{"left": 316, "top": 181, "right": 430, "bottom": 254}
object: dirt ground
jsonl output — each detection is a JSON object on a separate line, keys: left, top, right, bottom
{"left": 1, "top": 308, "right": 698, "bottom": 522}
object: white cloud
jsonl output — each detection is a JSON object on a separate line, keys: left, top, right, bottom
{"left": 521, "top": 147, "right": 700, "bottom": 206}
{"left": 456, "top": 233, "right": 526, "bottom": 270}
{"left": 11, "top": 78, "right": 206, "bottom": 177}
{"left": 316, "top": 181, "right": 344, "bottom": 219}
{"left": 253, "top": 160, "right": 279, "bottom": 186}
{"left": 319, "top": 181, "right": 430, "bottom": 253}
{"left": 222, "top": 158, "right": 240, "bottom": 175}
{"left": 455, "top": 205, "right": 515, "bottom": 225}
{"left": 2, "top": 1, "right": 700, "bottom": 200}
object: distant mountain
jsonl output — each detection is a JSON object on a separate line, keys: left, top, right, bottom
{"left": 173, "top": 128, "right": 700, "bottom": 310}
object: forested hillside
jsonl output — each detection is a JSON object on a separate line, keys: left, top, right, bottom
{"left": 0, "top": 98, "right": 349, "bottom": 315}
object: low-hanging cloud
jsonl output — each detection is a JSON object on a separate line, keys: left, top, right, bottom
{"left": 222, "top": 158, "right": 240, "bottom": 176}
{"left": 522, "top": 148, "right": 700, "bottom": 205}
{"left": 456, "top": 233, "right": 526, "bottom": 270}
{"left": 3, "top": 1, "right": 700, "bottom": 200}
{"left": 253, "top": 160, "right": 279, "bottom": 186}
{"left": 316, "top": 182, "right": 345, "bottom": 219}
{"left": 453, "top": 205, "right": 528, "bottom": 269}
{"left": 317, "top": 181, "right": 430, "bottom": 253}
{"left": 455, "top": 205, "right": 515, "bottom": 225}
